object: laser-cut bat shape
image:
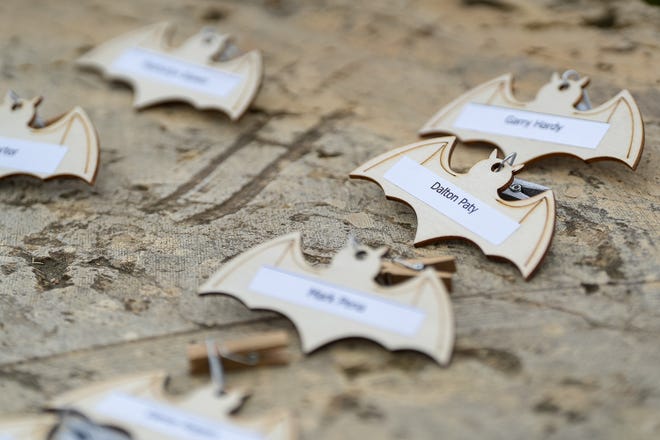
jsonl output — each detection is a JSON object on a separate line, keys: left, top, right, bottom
{"left": 78, "top": 22, "right": 263, "bottom": 120}
{"left": 199, "top": 233, "right": 455, "bottom": 365}
{"left": 0, "top": 371, "right": 295, "bottom": 440}
{"left": 349, "top": 137, "right": 555, "bottom": 279}
{"left": 0, "top": 92, "right": 100, "bottom": 184}
{"left": 419, "top": 72, "right": 645, "bottom": 169}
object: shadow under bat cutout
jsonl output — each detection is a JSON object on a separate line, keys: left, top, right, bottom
{"left": 77, "top": 22, "right": 263, "bottom": 120}
{"left": 0, "top": 371, "right": 295, "bottom": 440}
{"left": 199, "top": 233, "right": 455, "bottom": 365}
{"left": 0, "top": 92, "right": 100, "bottom": 184}
{"left": 419, "top": 71, "right": 645, "bottom": 169}
{"left": 349, "top": 137, "right": 556, "bottom": 279}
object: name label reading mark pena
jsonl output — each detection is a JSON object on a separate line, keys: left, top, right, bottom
{"left": 95, "top": 392, "right": 263, "bottom": 440}
{"left": 249, "top": 266, "right": 426, "bottom": 336}
{"left": 0, "top": 136, "right": 68, "bottom": 175}
{"left": 453, "top": 102, "right": 610, "bottom": 149}
{"left": 111, "top": 47, "right": 243, "bottom": 97}
{"left": 383, "top": 156, "right": 520, "bottom": 245}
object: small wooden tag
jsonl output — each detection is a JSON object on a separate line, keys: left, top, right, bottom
{"left": 350, "top": 137, "right": 556, "bottom": 279}
{"left": 0, "top": 92, "right": 100, "bottom": 184}
{"left": 419, "top": 71, "right": 645, "bottom": 169}
{"left": 78, "top": 22, "right": 263, "bottom": 120}
{"left": 199, "top": 233, "right": 455, "bottom": 365}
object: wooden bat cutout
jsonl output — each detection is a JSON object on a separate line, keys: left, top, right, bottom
{"left": 349, "top": 137, "right": 556, "bottom": 279}
{"left": 78, "top": 22, "right": 263, "bottom": 120}
{"left": 0, "top": 371, "right": 295, "bottom": 440}
{"left": 419, "top": 72, "right": 645, "bottom": 169}
{"left": 0, "top": 92, "right": 100, "bottom": 184}
{"left": 199, "top": 233, "right": 455, "bottom": 365}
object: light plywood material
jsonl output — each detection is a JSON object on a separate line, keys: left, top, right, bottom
{"left": 419, "top": 72, "right": 645, "bottom": 169}
{"left": 200, "top": 233, "right": 455, "bottom": 365}
{"left": 350, "top": 137, "right": 555, "bottom": 279}
{"left": 77, "top": 22, "right": 263, "bottom": 120}
{"left": 0, "top": 93, "right": 99, "bottom": 184}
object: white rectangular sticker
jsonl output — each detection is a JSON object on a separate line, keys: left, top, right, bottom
{"left": 384, "top": 156, "right": 520, "bottom": 245}
{"left": 0, "top": 136, "right": 68, "bottom": 174}
{"left": 249, "top": 266, "right": 426, "bottom": 336}
{"left": 95, "top": 392, "right": 263, "bottom": 440}
{"left": 453, "top": 102, "right": 610, "bottom": 149}
{"left": 112, "top": 47, "right": 243, "bottom": 97}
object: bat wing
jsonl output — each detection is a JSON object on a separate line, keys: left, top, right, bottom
{"left": 565, "top": 90, "right": 645, "bottom": 169}
{"left": 350, "top": 137, "right": 554, "bottom": 278}
{"left": 317, "top": 271, "right": 454, "bottom": 365}
{"left": 129, "top": 50, "right": 263, "bottom": 120}
{"left": 0, "top": 415, "right": 56, "bottom": 439}
{"left": 0, "top": 106, "right": 100, "bottom": 184}
{"left": 419, "top": 73, "right": 521, "bottom": 139}
{"left": 199, "top": 232, "right": 314, "bottom": 302}
{"left": 76, "top": 22, "right": 171, "bottom": 75}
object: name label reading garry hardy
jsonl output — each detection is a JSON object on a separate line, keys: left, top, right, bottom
{"left": 383, "top": 156, "right": 520, "bottom": 245}
{"left": 0, "top": 136, "right": 68, "bottom": 174}
{"left": 95, "top": 392, "right": 263, "bottom": 440}
{"left": 453, "top": 102, "right": 610, "bottom": 149}
{"left": 249, "top": 266, "right": 426, "bottom": 336}
{"left": 112, "top": 47, "right": 243, "bottom": 97}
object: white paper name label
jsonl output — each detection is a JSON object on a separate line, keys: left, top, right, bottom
{"left": 112, "top": 47, "right": 243, "bottom": 97}
{"left": 0, "top": 136, "right": 68, "bottom": 174}
{"left": 95, "top": 392, "right": 263, "bottom": 440}
{"left": 249, "top": 266, "right": 426, "bottom": 336}
{"left": 453, "top": 102, "right": 610, "bottom": 149}
{"left": 384, "top": 156, "right": 520, "bottom": 245}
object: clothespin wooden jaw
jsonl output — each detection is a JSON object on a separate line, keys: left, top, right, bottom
{"left": 379, "top": 255, "right": 456, "bottom": 291}
{"left": 188, "top": 330, "right": 291, "bottom": 375}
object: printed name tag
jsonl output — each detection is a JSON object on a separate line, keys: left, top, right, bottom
{"left": 112, "top": 47, "right": 243, "bottom": 97}
{"left": 384, "top": 156, "right": 520, "bottom": 245}
{"left": 0, "top": 136, "right": 68, "bottom": 174}
{"left": 95, "top": 392, "right": 263, "bottom": 440}
{"left": 249, "top": 266, "right": 426, "bottom": 336}
{"left": 453, "top": 103, "right": 610, "bottom": 149}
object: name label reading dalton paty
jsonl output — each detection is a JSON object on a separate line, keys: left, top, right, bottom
{"left": 249, "top": 266, "right": 426, "bottom": 336}
{"left": 453, "top": 102, "right": 610, "bottom": 149}
{"left": 111, "top": 47, "right": 243, "bottom": 97}
{"left": 0, "top": 136, "right": 68, "bottom": 174}
{"left": 95, "top": 392, "right": 263, "bottom": 440}
{"left": 383, "top": 157, "right": 520, "bottom": 245}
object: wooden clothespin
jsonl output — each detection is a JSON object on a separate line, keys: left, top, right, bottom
{"left": 379, "top": 255, "right": 456, "bottom": 291}
{"left": 188, "top": 330, "right": 291, "bottom": 375}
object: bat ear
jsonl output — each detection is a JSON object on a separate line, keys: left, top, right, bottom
{"left": 551, "top": 72, "right": 560, "bottom": 83}
{"left": 376, "top": 246, "right": 388, "bottom": 257}
{"left": 489, "top": 149, "right": 499, "bottom": 160}
{"left": 30, "top": 96, "right": 43, "bottom": 108}
{"left": 579, "top": 76, "right": 590, "bottom": 87}
{"left": 512, "top": 164, "right": 524, "bottom": 173}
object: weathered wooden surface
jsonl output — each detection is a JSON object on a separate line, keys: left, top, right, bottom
{"left": 0, "top": 0, "right": 658, "bottom": 438}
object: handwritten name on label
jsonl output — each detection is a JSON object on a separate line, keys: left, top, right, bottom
{"left": 0, "top": 136, "right": 68, "bottom": 175}
{"left": 95, "top": 392, "right": 263, "bottom": 440}
{"left": 384, "top": 157, "right": 520, "bottom": 245}
{"left": 453, "top": 102, "right": 610, "bottom": 149}
{"left": 249, "top": 266, "right": 426, "bottom": 336}
{"left": 111, "top": 47, "right": 243, "bottom": 97}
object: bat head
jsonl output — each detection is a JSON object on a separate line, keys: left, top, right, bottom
{"left": 535, "top": 72, "right": 590, "bottom": 109}
{"left": 178, "top": 27, "right": 232, "bottom": 62}
{"left": 329, "top": 239, "right": 388, "bottom": 280}
{"left": 2, "top": 92, "right": 42, "bottom": 126}
{"left": 467, "top": 149, "right": 524, "bottom": 191}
